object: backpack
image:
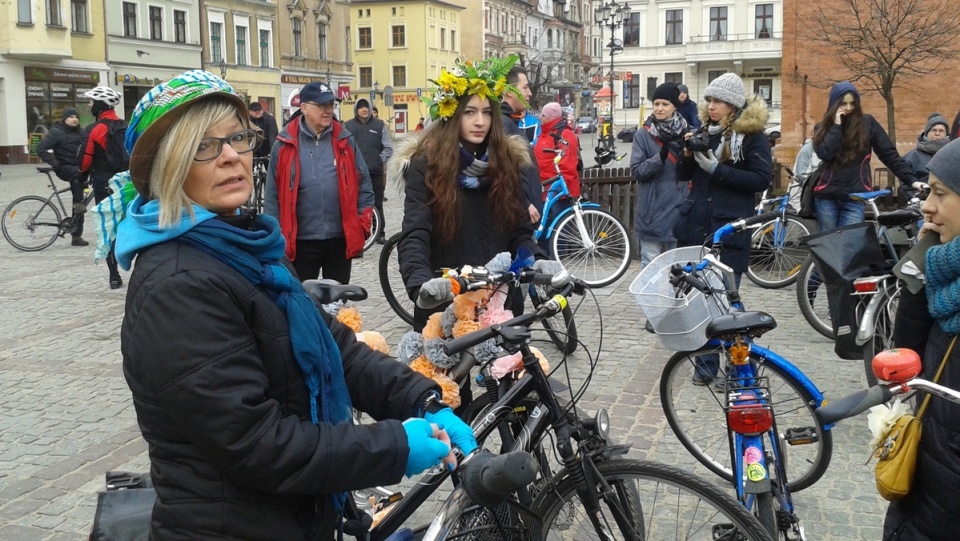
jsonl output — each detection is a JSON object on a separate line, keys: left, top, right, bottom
{"left": 100, "top": 120, "right": 130, "bottom": 174}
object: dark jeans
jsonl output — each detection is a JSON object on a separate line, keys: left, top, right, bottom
{"left": 293, "top": 237, "right": 352, "bottom": 284}
{"left": 814, "top": 197, "right": 864, "bottom": 231}
{"left": 69, "top": 176, "right": 86, "bottom": 238}
{"left": 93, "top": 177, "right": 119, "bottom": 278}
{"left": 372, "top": 172, "right": 386, "bottom": 239}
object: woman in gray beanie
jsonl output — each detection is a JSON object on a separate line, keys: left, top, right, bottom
{"left": 884, "top": 137, "right": 960, "bottom": 540}
{"left": 901, "top": 112, "right": 950, "bottom": 203}
{"left": 810, "top": 81, "right": 920, "bottom": 231}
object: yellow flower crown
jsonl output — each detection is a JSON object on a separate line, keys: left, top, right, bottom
{"left": 423, "top": 55, "right": 526, "bottom": 121}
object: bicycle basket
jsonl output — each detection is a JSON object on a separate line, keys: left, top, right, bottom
{"left": 449, "top": 500, "right": 542, "bottom": 541}
{"left": 629, "top": 246, "right": 730, "bottom": 351}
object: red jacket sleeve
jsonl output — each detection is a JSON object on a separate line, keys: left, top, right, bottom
{"left": 559, "top": 132, "right": 581, "bottom": 198}
{"left": 80, "top": 123, "right": 107, "bottom": 173}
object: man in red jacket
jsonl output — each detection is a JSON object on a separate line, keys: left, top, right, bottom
{"left": 263, "top": 82, "right": 374, "bottom": 284}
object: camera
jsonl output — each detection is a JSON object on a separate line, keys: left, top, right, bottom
{"left": 685, "top": 130, "right": 712, "bottom": 153}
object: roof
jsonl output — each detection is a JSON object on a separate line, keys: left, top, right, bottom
{"left": 595, "top": 87, "right": 617, "bottom": 98}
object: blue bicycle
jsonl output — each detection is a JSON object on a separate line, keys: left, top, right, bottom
{"left": 633, "top": 212, "right": 831, "bottom": 539}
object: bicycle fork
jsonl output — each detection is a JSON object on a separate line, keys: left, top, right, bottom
{"left": 569, "top": 205, "right": 597, "bottom": 251}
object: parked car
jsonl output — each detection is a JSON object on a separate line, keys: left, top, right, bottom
{"left": 577, "top": 117, "right": 597, "bottom": 133}
{"left": 617, "top": 125, "right": 639, "bottom": 142}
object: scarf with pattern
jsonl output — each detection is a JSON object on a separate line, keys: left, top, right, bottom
{"left": 926, "top": 236, "right": 960, "bottom": 334}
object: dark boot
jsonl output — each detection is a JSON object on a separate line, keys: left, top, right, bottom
{"left": 107, "top": 248, "right": 123, "bottom": 289}
{"left": 71, "top": 236, "right": 89, "bottom": 246}
{"left": 72, "top": 203, "right": 86, "bottom": 238}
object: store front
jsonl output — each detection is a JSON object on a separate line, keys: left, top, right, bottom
{"left": 280, "top": 74, "right": 341, "bottom": 124}
{"left": 23, "top": 67, "right": 102, "bottom": 160}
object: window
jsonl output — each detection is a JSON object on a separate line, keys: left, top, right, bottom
{"left": 451, "top": 30, "right": 456, "bottom": 51}
{"left": 18, "top": 0, "right": 31, "bottom": 24}
{"left": 393, "top": 65, "right": 406, "bottom": 87}
{"left": 440, "top": 28, "right": 445, "bottom": 49}
{"left": 623, "top": 12, "right": 640, "bottom": 46}
{"left": 236, "top": 25, "right": 247, "bottom": 66}
{"left": 359, "top": 67, "right": 372, "bottom": 88}
{"left": 210, "top": 22, "right": 222, "bottom": 63}
{"left": 358, "top": 27, "right": 372, "bottom": 49}
{"left": 665, "top": 9, "right": 682, "bottom": 45}
{"left": 123, "top": 2, "right": 137, "bottom": 37}
{"left": 755, "top": 4, "right": 773, "bottom": 39}
{"left": 149, "top": 6, "right": 162, "bottom": 40}
{"left": 392, "top": 25, "right": 405, "bottom": 47}
{"left": 318, "top": 23, "right": 327, "bottom": 59}
{"left": 174, "top": 10, "right": 185, "bottom": 43}
{"left": 708, "top": 70, "right": 726, "bottom": 83}
{"left": 46, "top": 0, "right": 62, "bottom": 26}
{"left": 754, "top": 79, "right": 772, "bottom": 106}
{"left": 292, "top": 18, "right": 302, "bottom": 57}
{"left": 71, "top": 0, "right": 88, "bottom": 32}
{"left": 710, "top": 7, "right": 727, "bottom": 41}
{"left": 625, "top": 75, "right": 639, "bottom": 108}
{"left": 259, "top": 29, "right": 270, "bottom": 67}
{"left": 547, "top": 29, "right": 552, "bottom": 49}
{"left": 665, "top": 72, "right": 684, "bottom": 84}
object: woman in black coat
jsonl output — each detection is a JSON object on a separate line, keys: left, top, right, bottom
{"left": 675, "top": 73, "right": 772, "bottom": 278}
{"left": 104, "top": 70, "right": 475, "bottom": 540}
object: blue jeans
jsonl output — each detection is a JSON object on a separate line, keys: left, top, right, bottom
{"left": 814, "top": 198, "right": 864, "bottom": 232}
{"left": 639, "top": 240, "right": 677, "bottom": 269}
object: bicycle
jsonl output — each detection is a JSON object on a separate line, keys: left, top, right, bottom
{"left": 424, "top": 267, "right": 771, "bottom": 540}
{"left": 363, "top": 206, "right": 384, "bottom": 253}
{"left": 745, "top": 175, "right": 811, "bottom": 289}
{"left": 242, "top": 157, "right": 268, "bottom": 215}
{"left": 2, "top": 167, "right": 96, "bottom": 251}
{"left": 633, "top": 212, "right": 834, "bottom": 539}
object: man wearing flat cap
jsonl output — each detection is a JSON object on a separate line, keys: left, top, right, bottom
{"left": 264, "top": 82, "right": 375, "bottom": 284}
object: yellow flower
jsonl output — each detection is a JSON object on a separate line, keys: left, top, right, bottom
{"left": 437, "top": 97, "right": 458, "bottom": 118}
{"left": 493, "top": 76, "right": 507, "bottom": 97}
{"left": 467, "top": 78, "right": 493, "bottom": 100}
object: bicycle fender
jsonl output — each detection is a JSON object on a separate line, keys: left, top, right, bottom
{"left": 711, "top": 339, "right": 828, "bottom": 411}
{"left": 740, "top": 434, "right": 772, "bottom": 495}
{"left": 545, "top": 203, "right": 602, "bottom": 239}
{"left": 854, "top": 289, "right": 888, "bottom": 345}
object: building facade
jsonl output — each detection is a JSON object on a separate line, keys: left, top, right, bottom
{"left": 348, "top": 0, "right": 463, "bottom": 134}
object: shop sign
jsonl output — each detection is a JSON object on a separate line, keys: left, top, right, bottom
{"left": 117, "top": 74, "right": 163, "bottom": 86}
{"left": 50, "top": 83, "right": 73, "bottom": 101}
{"left": 24, "top": 66, "right": 100, "bottom": 84}
{"left": 390, "top": 93, "right": 419, "bottom": 105}
{"left": 281, "top": 74, "right": 327, "bottom": 85}
{"left": 26, "top": 84, "right": 46, "bottom": 100}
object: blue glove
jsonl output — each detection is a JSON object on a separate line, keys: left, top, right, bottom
{"left": 694, "top": 149, "right": 719, "bottom": 174}
{"left": 402, "top": 418, "right": 451, "bottom": 477}
{"left": 424, "top": 407, "right": 478, "bottom": 456}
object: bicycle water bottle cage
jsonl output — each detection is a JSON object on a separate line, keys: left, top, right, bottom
{"left": 705, "top": 311, "right": 777, "bottom": 341}
{"left": 876, "top": 208, "right": 922, "bottom": 228}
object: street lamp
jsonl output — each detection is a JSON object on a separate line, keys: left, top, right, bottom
{"left": 219, "top": 59, "right": 227, "bottom": 80}
{"left": 595, "top": 1, "right": 630, "bottom": 155}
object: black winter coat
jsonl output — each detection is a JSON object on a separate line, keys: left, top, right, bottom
{"left": 36, "top": 121, "right": 83, "bottom": 182}
{"left": 813, "top": 115, "right": 918, "bottom": 200}
{"left": 675, "top": 96, "right": 772, "bottom": 273}
{"left": 885, "top": 286, "right": 960, "bottom": 540}
{"left": 122, "top": 237, "right": 438, "bottom": 540}
{"left": 250, "top": 113, "right": 279, "bottom": 160}
{"left": 500, "top": 103, "right": 544, "bottom": 215}
{"left": 398, "top": 153, "right": 542, "bottom": 330}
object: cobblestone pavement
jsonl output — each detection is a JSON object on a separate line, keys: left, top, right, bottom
{"left": 0, "top": 162, "right": 888, "bottom": 540}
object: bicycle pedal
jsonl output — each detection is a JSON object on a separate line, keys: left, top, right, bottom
{"left": 784, "top": 426, "right": 819, "bottom": 445}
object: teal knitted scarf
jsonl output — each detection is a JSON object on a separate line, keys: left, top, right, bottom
{"left": 925, "top": 237, "right": 960, "bottom": 334}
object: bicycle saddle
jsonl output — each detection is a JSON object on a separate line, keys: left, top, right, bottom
{"left": 540, "top": 174, "right": 560, "bottom": 186}
{"left": 37, "top": 166, "right": 54, "bottom": 173}
{"left": 302, "top": 279, "right": 368, "bottom": 305}
{"left": 705, "top": 311, "right": 777, "bottom": 340}
{"left": 849, "top": 190, "right": 891, "bottom": 201}
{"left": 876, "top": 208, "right": 921, "bottom": 228}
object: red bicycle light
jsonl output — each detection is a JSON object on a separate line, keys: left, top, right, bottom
{"left": 872, "top": 348, "right": 922, "bottom": 382}
{"left": 853, "top": 276, "right": 885, "bottom": 293}
{"left": 727, "top": 406, "right": 773, "bottom": 435}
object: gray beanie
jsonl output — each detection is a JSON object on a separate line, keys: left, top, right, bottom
{"left": 926, "top": 137, "right": 960, "bottom": 195}
{"left": 703, "top": 73, "right": 745, "bottom": 109}
{"left": 677, "top": 84, "right": 689, "bottom": 95}
{"left": 924, "top": 112, "right": 949, "bottom": 137}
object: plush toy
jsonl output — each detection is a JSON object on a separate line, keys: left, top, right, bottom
{"left": 325, "top": 302, "right": 390, "bottom": 355}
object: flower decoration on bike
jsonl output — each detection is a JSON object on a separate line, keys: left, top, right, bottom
{"left": 422, "top": 55, "right": 525, "bottom": 121}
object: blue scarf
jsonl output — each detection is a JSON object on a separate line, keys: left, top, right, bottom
{"left": 926, "top": 237, "right": 960, "bottom": 334}
{"left": 458, "top": 144, "right": 489, "bottom": 189}
{"left": 116, "top": 197, "right": 353, "bottom": 509}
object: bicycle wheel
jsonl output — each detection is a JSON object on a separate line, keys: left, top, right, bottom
{"left": 363, "top": 207, "right": 383, "bottom": 253}
{"left": 660, "top": 345, "right": 832, "bottom": 492}
{"left": 2, "top": 196, "right": 63, "bottom": 252}
{"left": 795, "top": 257, "right": 835, "bottom": 339}
{"left": 534, "top": 459, "right": 771, "bottom": 540}
{"left": 752, "top": 492, "right": 778, "bottom": 539}
{"left": 550, "top": 208, "right": 631, "bottom": 288}
{"left": 528, "top": 282, "right": 578, "bottom": 354}
{"left": 746, "top": 216, "right": 810, "bottom": 289}
{"left": 861, "top": 281, "right": 900, "bottom": 387}
{"left": 378, "top": 232, "right": 415, "bottom": 326}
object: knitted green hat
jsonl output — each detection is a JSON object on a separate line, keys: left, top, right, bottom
{"left": 127, "top": 70, "right": 246, "bottom": 196}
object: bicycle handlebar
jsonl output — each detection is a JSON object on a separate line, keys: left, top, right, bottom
{"left": 460, "top": 450, "right": 538, "bottom": 508}
{"left": 815, "top": 386, "right": 895, "bottom": 425}
{"left": 711, "top": 211, "right": 781, "bottom": 245}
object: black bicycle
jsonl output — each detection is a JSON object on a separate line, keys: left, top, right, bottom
{"left": 242, "top": 157, "right": 269, "bottom": 214}
{"left": 2, "top": 167, "right": 96, "bottom": 251}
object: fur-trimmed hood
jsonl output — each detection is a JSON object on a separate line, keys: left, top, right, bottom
{"left": 387, "top": 132, "right": 532, "bottom": 186}
{"left": 697, "top": 94, "right": 769, "bottom": 136}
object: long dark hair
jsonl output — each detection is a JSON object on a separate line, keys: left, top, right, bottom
{"left": 812, "top": 92, "right": 869, "bottom": 165}
{"left": 416, "top": 95, "right": 526, "bottom": 243}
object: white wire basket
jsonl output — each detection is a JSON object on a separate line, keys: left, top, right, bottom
{"left": 630, "top": 246, "right": 731, "bottom": 351}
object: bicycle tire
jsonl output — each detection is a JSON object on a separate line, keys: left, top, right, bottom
{"left": 2, "top": 196, "right": 63, "bottom": 252}
{"left": 659, "top": 345, "right": 832, "bottom": 492}
{"left": 550, "top": 208, "right": 631, "bottom": 288}
{"left": 861, "top": 281, "right": 900, "bottom": 387}
{"left": 533, "top": 459, "right": 771, "bottom": 540}
{"left": 753, "top": 491, "right": 778, "bottom": 539}
{"left": 363, "top": 207, "right": 384, "bottom": 253}
{"left": 746, "top": 216, "right": 810, "bottom": 289}
{"left": 528, "top": 282, "right": 578, "bottom": 354}
{"left": 378, "top": 232, "right": 415, "bottom": 326}
{"left": 795, "top": 257, "right": 835, "bottom": 339}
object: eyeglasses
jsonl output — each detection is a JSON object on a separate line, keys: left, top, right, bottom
{"left": 194, "top": 129, "right": 259, "bottom": 162}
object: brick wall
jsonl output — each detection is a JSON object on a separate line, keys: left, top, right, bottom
{"left": 779, "top": 0, "right": 960, "bottom": 172}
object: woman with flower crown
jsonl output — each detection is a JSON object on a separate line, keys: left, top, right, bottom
{"left": 390, "top": 56, "right": 563, "bottom": 333}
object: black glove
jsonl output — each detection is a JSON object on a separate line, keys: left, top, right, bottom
{"left": 659, "top": 144, "right": 670, "bottom": 162}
